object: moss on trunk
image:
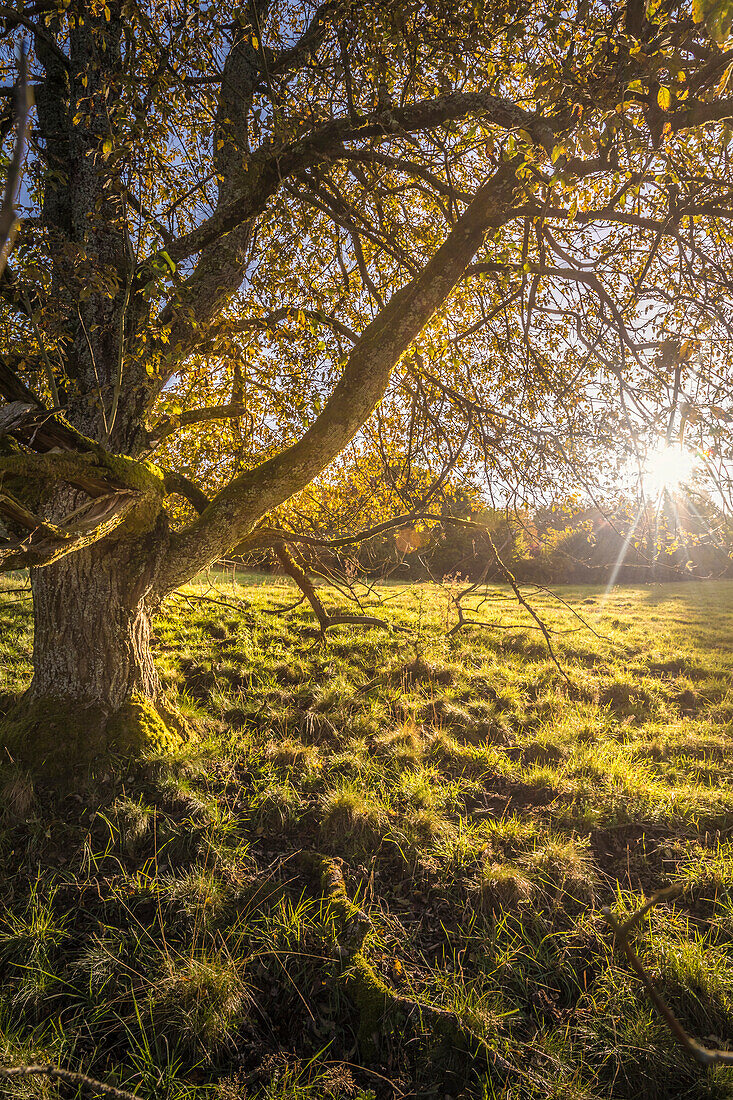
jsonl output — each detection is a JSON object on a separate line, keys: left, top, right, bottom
{"left": 0, "top": 694, "right": 187, "bottom": 779}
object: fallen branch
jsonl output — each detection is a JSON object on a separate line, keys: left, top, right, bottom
{"left": 0, "top": 1062, "right": 142, "bottom": 1100}
{"left": 442, "top": 559, "right": 493, "bottom": 637}
{"left": 311, "top": 855, "right": 552, "bottom": 1091}
{"left": 603, "top": 885, "right": 733, "bottom": 1066}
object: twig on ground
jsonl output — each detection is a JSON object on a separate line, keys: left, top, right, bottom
{"left": 603, "top": 885, "right": 733, "bottom": 1066}
{"left": 0, "top": 1063, "right": 142, "bottom": 1100}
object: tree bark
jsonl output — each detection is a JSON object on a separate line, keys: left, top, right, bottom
{"left": 0, "top": 523, "right": 180, "bottom": 775}
{"left": 28, "top": 541, "right": 160, "bottom": 709}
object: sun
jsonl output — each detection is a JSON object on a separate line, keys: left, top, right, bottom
{"left": 641, "top": 443, "right": 697, "bottom": 497}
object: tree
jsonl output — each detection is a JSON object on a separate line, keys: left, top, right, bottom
{"left": 0, "top": 0, "right": 732, "bottom": 772}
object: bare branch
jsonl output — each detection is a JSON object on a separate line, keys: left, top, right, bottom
{"left": 0, "top": 1063, "right": 142, "bottom": 1100}
{"left": 603, "top": 887, "right": 733, "bottom": 1067}
{"left": 0, "top": 43, "right": 31, "bottom": 280}
{"left": 273, "top": 541, "right": 396, "bottom": 633}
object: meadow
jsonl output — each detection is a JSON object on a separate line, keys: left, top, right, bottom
{"left": 2, "top": 573, "right": 733, "bottom": 1098}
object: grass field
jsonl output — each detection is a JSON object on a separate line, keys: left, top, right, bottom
{"left": 3, "top": 574, "right": 733, "bottom": 1098}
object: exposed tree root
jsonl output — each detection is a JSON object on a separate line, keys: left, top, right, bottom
{"left": 308, "top": 854, "right": 552, "bottom": 1092}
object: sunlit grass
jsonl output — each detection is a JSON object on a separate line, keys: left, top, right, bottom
{"left": 3, "top": 574, "right": 733, "bottom": 1096}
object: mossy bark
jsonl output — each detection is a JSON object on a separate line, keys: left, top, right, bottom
{"left": 312, "top": 854, "right": 526, "bottom": 1083}
{"left": 0, "top": 695, "right": 183, "bottom": 777}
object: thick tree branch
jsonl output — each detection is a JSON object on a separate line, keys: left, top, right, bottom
{"left": 162, "top": 469, "right": 210, "bottom": 514}
{"left": 163, "top": 92, "right": 555, "bottom": 264}
{"left": 0, "top": 6, "right": 69, "bottom": 68}
{"left": 160, "top": 160, "right": 522, "bottom": 591}
{"left": 0, "top": 449, "right": 157, "bottom": 500}
{"left": 669, "top": 96, "right": 733, "bottom": 132}
{"left": 0, "top": 356, "right": 44, "bottom": 405}
{"left": 269, "top": 0, "right": 340, "bottom": 76}
{"left": 0, "top": 44, "right": 30, "bottom": 280}
{"left": 0, "top": 380, "right": 112, "bottom": 453}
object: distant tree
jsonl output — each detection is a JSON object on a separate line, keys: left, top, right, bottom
{"left": 1, "top": 0, "right": 733, "bottom": 772}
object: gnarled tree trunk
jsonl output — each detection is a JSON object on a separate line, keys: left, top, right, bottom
{"left": 3, "top": 523, "right": 181, "bottom": 775}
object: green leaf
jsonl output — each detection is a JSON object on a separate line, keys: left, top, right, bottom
{"left": 161, "top": 251, "right": 176, "bottom": 274}
{"left": 692, "top": 0, "right": 733, "bottom": 42}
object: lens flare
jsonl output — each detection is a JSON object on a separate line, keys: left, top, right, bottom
{"left": 641, "top": 444, "right": 697, "bottom": 497}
